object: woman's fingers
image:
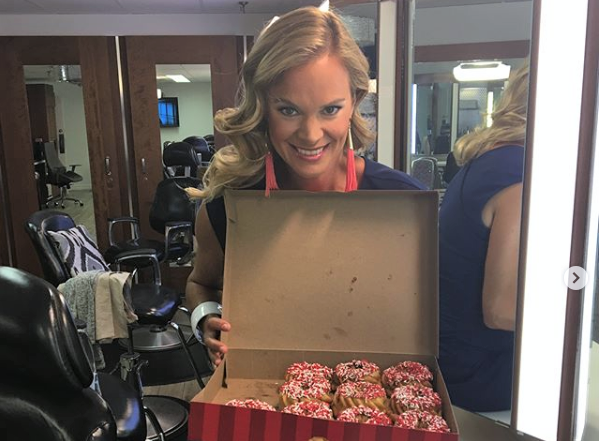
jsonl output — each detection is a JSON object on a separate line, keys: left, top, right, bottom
{"left": 203, "top": 316, "right": 231, "bottom": 366}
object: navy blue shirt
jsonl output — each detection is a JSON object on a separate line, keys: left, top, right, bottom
{"left": 206, "top": 157, "right": 424, "bottom": 250}
{"left": 438, "top": 145, "right": 524, "bottom": 412}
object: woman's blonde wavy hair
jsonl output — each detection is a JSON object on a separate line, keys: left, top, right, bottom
{"left": 453, "top": 63, "right": 529, "bottom": 166}
{"left": 188, "top": 6, "right": 374, "bottom": 201}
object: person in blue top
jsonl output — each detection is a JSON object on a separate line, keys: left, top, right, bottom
{"left": 184, "top": 6, "right": 424, "bottom": 367}
{"left": 438, "top": 64, "right": 529, "bottom": 412}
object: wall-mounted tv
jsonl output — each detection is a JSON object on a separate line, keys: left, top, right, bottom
{"left": 158, "top": 97, "right": 180, "bottom": 128}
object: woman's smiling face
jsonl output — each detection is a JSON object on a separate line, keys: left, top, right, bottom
{"left": 266, "top": 54, "right": 354, "bottom": 190}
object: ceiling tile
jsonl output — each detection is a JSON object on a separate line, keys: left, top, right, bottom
{"left": 0, "top": 0, "right": 46, "bottom": 13}
{"left": 28, "top": 0, "right": 126, "bottom": 14}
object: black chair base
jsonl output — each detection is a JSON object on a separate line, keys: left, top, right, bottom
{"left": 46, "top": 186, "right": 84, "bottom": 208}
{"left": 144, "top": 396, "right": 188, "bottom": 441}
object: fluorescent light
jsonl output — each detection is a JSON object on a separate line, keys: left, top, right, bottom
{"left": 319, "top": 0, "right": 330, "bottom": 12}
{"left": 368, "top": 79, "right": 377, "bottom": 94}
{"left": 410, "top": 83, "right": 417, "bottom": 156}
{"left": 156, "top": 88, "right": 162, "bottom": 99}
{"left": 515, "top": 0, "right": 588, "bottom": 440}
{"left": 166, "top": 74, "right": 190, "bottom": 83}
{"left": 486, "top": 91, "right": 494, "bottom": 127}
{"left": 453, "top": 61, "right": 510, "bottom": 82}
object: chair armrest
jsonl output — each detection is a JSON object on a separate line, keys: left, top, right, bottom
{"left": 69, "top": 164, "right": 82, "bottom": 172}
{"left": 113, "top": 248, "right": 161, "bottom": 285}
{"left": 164, "top": 221, "right": 193, "bottom": 263}
{"left": 108, "top": 216, "right": 140, "bottom": 246}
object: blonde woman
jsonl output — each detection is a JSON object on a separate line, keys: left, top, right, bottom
{"left": 185, "top": 6, "right": 424, "bottom": 367}
{"left": 438, "top": 64, "right": 529, "bottom": 412}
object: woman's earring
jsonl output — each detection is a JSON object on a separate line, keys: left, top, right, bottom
{"left": 264, "top": 138, "right": 279, "bottom": 197}
{"left": 345, "top": 123, "right": 358, "bottom": 192}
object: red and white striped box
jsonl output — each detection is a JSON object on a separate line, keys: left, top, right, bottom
{"left": 189, "top": 191, "right": 457, "bottom": 440}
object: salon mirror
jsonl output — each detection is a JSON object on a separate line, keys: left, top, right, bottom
{"left": 335, "top": 2, "right": 378, "bottom": 160}
{"left": 155, "top": 64, "right": 214, "bottom": 155}
{"left": 408, "top": 0, "right": 533, "bottom": 427}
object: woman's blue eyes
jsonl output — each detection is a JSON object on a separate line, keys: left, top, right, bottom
{"left": 277, "top": 106, "right": 342, "bottom": 117}
{"left": 279, "top": 107, "right": 298, "bottom": 116}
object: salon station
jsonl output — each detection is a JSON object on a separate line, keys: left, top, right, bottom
{"left": 0, "top": 1, "right": 598, "bottom": 441}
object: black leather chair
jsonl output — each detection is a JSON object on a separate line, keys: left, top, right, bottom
{"left": 104, "top": 142, "right": 201, "bottom": 267}
{"left": 182, "top": 135, "right": 214, "bottom": 166}
{"left": 41, "top": 140, "right": 84, "bottom": 208}
{"left": 24, "top": 210, "right": 208, "bottom": 439}
{"left": 0, "top": 266, "right": 145, "bottom": 441}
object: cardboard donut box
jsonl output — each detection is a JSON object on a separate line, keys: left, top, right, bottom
{"left": 189, "top": 190, "right": 459, "bottom": 440}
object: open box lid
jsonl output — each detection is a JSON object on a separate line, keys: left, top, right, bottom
{"left": 222, "top": 190, "right": 439, "bottom": 357}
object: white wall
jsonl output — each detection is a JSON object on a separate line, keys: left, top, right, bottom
{"left": 414, "top": 2, "right": 533, "bottom": 46}
{"left": 52, "top": 82, "right": 92, "bottom": 190}
{"left": 159, "top": 82, "right": 214, "bottom": 148}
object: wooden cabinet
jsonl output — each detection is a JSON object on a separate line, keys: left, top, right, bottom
{"left": 26, "top": 84, "right": 57, "bottom": 143}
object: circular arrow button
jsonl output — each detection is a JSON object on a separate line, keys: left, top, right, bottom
{"left": 564, "top": 266, "right": 588, "bottom": 290}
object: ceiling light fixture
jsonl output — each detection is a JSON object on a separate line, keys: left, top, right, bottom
{"left": 319, "top": 0, "right": 330, "bottom": 11}
{"left": 166, "top": 74, "right": 190, "bottom": 83}
{"left": 452, "top": 61, "right": 511, "bottom": 82}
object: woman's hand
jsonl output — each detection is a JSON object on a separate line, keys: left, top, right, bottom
{"left": 201, "top": 316, "right": 231, "bottom": 367}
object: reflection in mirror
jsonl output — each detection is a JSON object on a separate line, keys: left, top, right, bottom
{"left": 156, "top": 64, "right": 214, "bottom": 176}
{"left": 24, "top": 65, "right": 96, "bottom": 241}
{"left": 582, "top": 270, "right": 599, "bottom": 439}
{"left": 408, "top": 0, "right": 533, "bottom": 428}
{"left": 336, "top": 3, "right": 378, "bottom": 160}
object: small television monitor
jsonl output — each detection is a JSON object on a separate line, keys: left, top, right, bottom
{"left": 158, "top": 97, "right": 180, "bottom": 128}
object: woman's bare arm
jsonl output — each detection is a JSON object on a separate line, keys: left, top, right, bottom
{"left": 481, "top": 183, "right": 523, "bottom": 331}
{"left": 185, "top": 203, "right": 230, "bottom": 366}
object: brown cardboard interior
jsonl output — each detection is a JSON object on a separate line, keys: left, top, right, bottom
{"left": 195, "top": 349, "right": 457, "bottom": 433}
{"left": 222, "top": 190, "right": 439, "bottom": 356}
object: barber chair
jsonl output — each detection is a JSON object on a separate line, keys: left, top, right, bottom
{"left": 104, "top": 143, "right": 200, "bottom": 268}
{"left": 411, "top": 156, "right": 440, "bottom": 190}
{"left": 0, "top": 266, "right": 145, "bottom": 441}
{"left": 24, "top": 211, "right": 210, "bottom": 440}
{"left": 182, "top": 135, "right": 214, "bottom": 166}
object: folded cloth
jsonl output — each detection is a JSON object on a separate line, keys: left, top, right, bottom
{"left": 58, "top": 271, "right": 136, "bottom": 369}
{"left": 95, "top": 271, "right": 137, "bottom": 342}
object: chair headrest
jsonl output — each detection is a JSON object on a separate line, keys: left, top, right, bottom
{"left": 182, "top": 136, "right": 214, "bottom": 162}
{"left": 0, "top": 267, "right": 93, "bottom": 393}
{"left": 24, "top": 210, "right": 76, "bottom": 286}
{"left": 163, "top": 142, "right": 202, "bottom": 168}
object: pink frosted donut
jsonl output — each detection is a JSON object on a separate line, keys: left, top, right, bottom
{"left": 285, "top": 362, "right": 333, "bottom": 382}
{"left": 334, "top": 359, "right": 381, "bottom": 384}
{"left": 225, "top": 399, "right": 276, "bottom": 411}
{"left": 394, "top": 410, "right": 450, "bottom": 433}
{"left": 279, "top": 377, "right": 333, "bottom": 407}
{"left": 332, "top": 381, "right": 387, "bottom": 416}
{"left": 390, "top": 384, "right": 442, "bottom": 414}
{"left": 337, "top": 405, "right": 392, "bottom": 426}
{"left": 382, "top": 361, "right": 433, "bottom": 390}
{"left": 282, "top": 401, "right": 334, "bottom": 420}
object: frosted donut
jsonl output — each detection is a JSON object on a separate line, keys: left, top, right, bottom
{"left": 337, "top": 405, "right": 392, "bottom": 426}
{"left": 279, "top": 377, "right": 333, "bottom": 407}
{"left": 382, "top": 361, "right": 433, "bottom": 391}
{"left": 390, "top": 384, "right": 442, "bottom": 415}
{"left": 394, "top": 410, "right": 450, "bottom": 433}
{"left": 334, "top": 359, "right": 381, "bottom": 384}
{"left": 225, "top": 399, "right": 276, "bottom": 411}
{"left": 285, "top": 362, "right": 333, "bottom": 382}
{"left": 332, "top": 381, "right": 387, "bottom": 416}
{"left": 282, "top": 401, "right": 334, "bottom": 420}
